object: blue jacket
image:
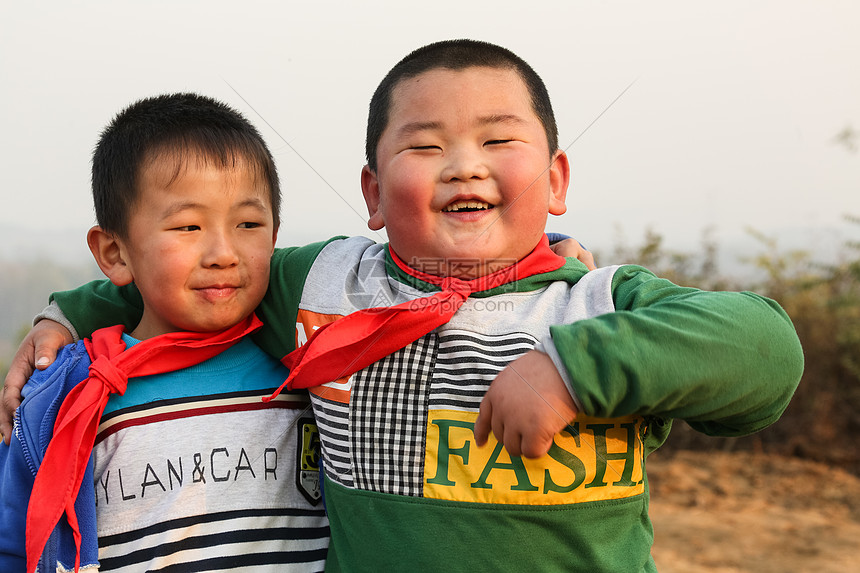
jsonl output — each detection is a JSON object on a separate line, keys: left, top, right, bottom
{"left": 0, "top": 342, "right": 100, "bottom": 572}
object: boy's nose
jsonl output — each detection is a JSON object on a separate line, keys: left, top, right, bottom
{"left": 202, "top": 230, "right": 239, "bottom": 268}
{"left": 441, "top": 146, "right": 490, "bottom": 182}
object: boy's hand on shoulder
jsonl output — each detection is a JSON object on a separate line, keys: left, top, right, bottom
{"left": 0, "top": 320, "right": 73, "bottom": 445}
{"left": 474, "top": 350, "right": 578, "bottom": 459}
{"left": 550, "top": 239, "right": 596, "bottom": 270}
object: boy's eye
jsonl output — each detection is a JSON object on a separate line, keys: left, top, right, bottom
{"left": 410, "top": 145, "right": 441, "bottom": 151}
{"left": 173, "top": 225, "right": 200, "bottom": 232}
{"left": 485, "top": 139, "right": 513, "bottom": 146}
{"left": 238, "top": 221, "right": 263, "bottom": 229}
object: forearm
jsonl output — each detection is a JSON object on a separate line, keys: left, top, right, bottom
{"left": 549, "top": 266, "right": 804, "bottom": 436}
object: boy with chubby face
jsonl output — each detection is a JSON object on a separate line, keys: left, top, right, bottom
{"left": 0, "top": 94, "right": 329, "bottom": 572}
{"left": 362, "top": 65, "right": 568, "bottom": 276}
{"left": 3, "top": 42, "right": 802, "bottom": 571}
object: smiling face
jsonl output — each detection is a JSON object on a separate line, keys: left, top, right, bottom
{"left": 361, "top": 66, "right": 569, "bottom": 278}
{"left": 106, "top": 154, "right": 277, "bottom": 339}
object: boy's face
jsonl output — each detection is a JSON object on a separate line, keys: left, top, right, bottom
{"left": 114, "top": 157, "right": 276, "bottom": 339}
{"left": 361, "top": 66, "right": 569, "bottom": 278}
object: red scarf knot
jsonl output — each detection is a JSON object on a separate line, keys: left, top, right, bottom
{"left": 87, "top": 355, "right": 129, "bottom": 394}
{"left": 440, "top": 276, "right": 471, "bottom": 297}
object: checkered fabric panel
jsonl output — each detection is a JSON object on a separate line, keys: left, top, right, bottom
{"left": 350, "top": 334, "right": 438, "bottom": 496}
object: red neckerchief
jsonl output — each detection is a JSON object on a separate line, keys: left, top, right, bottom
{"left": 25, "top": 314, "right": 263, "bottom": 573}
{"left": 266, "top": 236, "right": 565, "bottom": 396}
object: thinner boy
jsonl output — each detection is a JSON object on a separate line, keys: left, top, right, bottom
{"left": 5, "top": 41, "right": 802, "bottom": 572}
{"left": 0, "top": 93, "right": 328, "bottom": 572}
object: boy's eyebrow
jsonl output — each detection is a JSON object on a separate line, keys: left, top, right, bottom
{"left": 161, "top": 201, "right": 204, "bottom": 218}
{"left": 477, "top": 113, "right": 529, "bottom": 127}
{"left": 396, "top": 114, "right": 528, "bottom": 138}
{"left": 234, "top": 197, "right": 270, "bottom": 211}
{"left": 161, "top": 197, "right": 269, "bottom": 218}
{"left": 396, "top": 121, "right": 443, "bottom": 138}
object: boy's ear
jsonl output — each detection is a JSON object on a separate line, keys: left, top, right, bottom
{"left": 87, "top": 225, "right": 134, "bottom": 286}
{"left": 360, "top": 165, "right": 385, "bottom": 231}
{"left": 548, "top": 150, "right": 570, "bottom": 216}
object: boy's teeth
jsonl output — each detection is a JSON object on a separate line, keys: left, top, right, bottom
{"left": 444, "top": 200, "right": 491, "bottom": 212}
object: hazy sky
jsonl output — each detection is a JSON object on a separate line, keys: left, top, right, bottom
{"left": 1, "top": 1, "right": 857, "bottom": 269}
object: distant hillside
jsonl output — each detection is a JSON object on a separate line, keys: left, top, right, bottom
{"left": 0, "top": 258, "right": 102, "bottom": 366}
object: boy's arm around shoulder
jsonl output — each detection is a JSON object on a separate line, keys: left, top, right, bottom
{"left": 0, "top": 342, "right": 91, "bottom": 568}
{"left": 549, "top": 265, "right": 804, "bottom": 436}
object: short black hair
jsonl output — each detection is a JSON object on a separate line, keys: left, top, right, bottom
{"left": 92, "top": 92, "right": 280, "bottom": 237}
{"left": 365, "top": 39, "right": 558, "bottom": 171}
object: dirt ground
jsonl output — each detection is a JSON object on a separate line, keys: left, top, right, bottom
{"left": 647, "top": 450, "right": 860, "bottom": 572}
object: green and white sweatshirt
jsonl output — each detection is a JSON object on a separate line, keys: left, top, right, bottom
{"left": 52, "top": 236, "right": 804, "bottom": 573}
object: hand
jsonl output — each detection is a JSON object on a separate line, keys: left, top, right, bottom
{"left": 550, "top": 239, "right": 596, "bottom": 270}
{"left": 1, "top": 320, "right": 73, "bottom": 444}
{"left": 474, "top": 349, "right": 578, "bottom": 459}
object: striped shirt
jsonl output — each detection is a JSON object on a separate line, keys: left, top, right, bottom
{"left": 93, "top": 337, "right": 328, "bottom": 572}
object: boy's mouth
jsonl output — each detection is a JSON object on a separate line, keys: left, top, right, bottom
{"left": 196, "top": 285, "right": 239, "bottom": 301}
{"left": 443, "top": 200, "right": 493, "bottom": 213}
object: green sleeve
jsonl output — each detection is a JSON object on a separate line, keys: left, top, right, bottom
{"left": 49, "top": 238, "right": 345, "bottom": 361}
{"left": 50, "top": 280, "right": 144, "bottom": 335}
{"left": 251, "top": 237, "right": 344, "bottom": 361}
{"left": 550, "top": 265, "right": 804, "bottom": 437}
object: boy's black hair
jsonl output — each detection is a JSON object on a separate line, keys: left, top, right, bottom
{"left": 365, "top": 39, "right": 558, "bottom": 171}
{"left": 92, "top": 92, "right": 280, "bottom": 236}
